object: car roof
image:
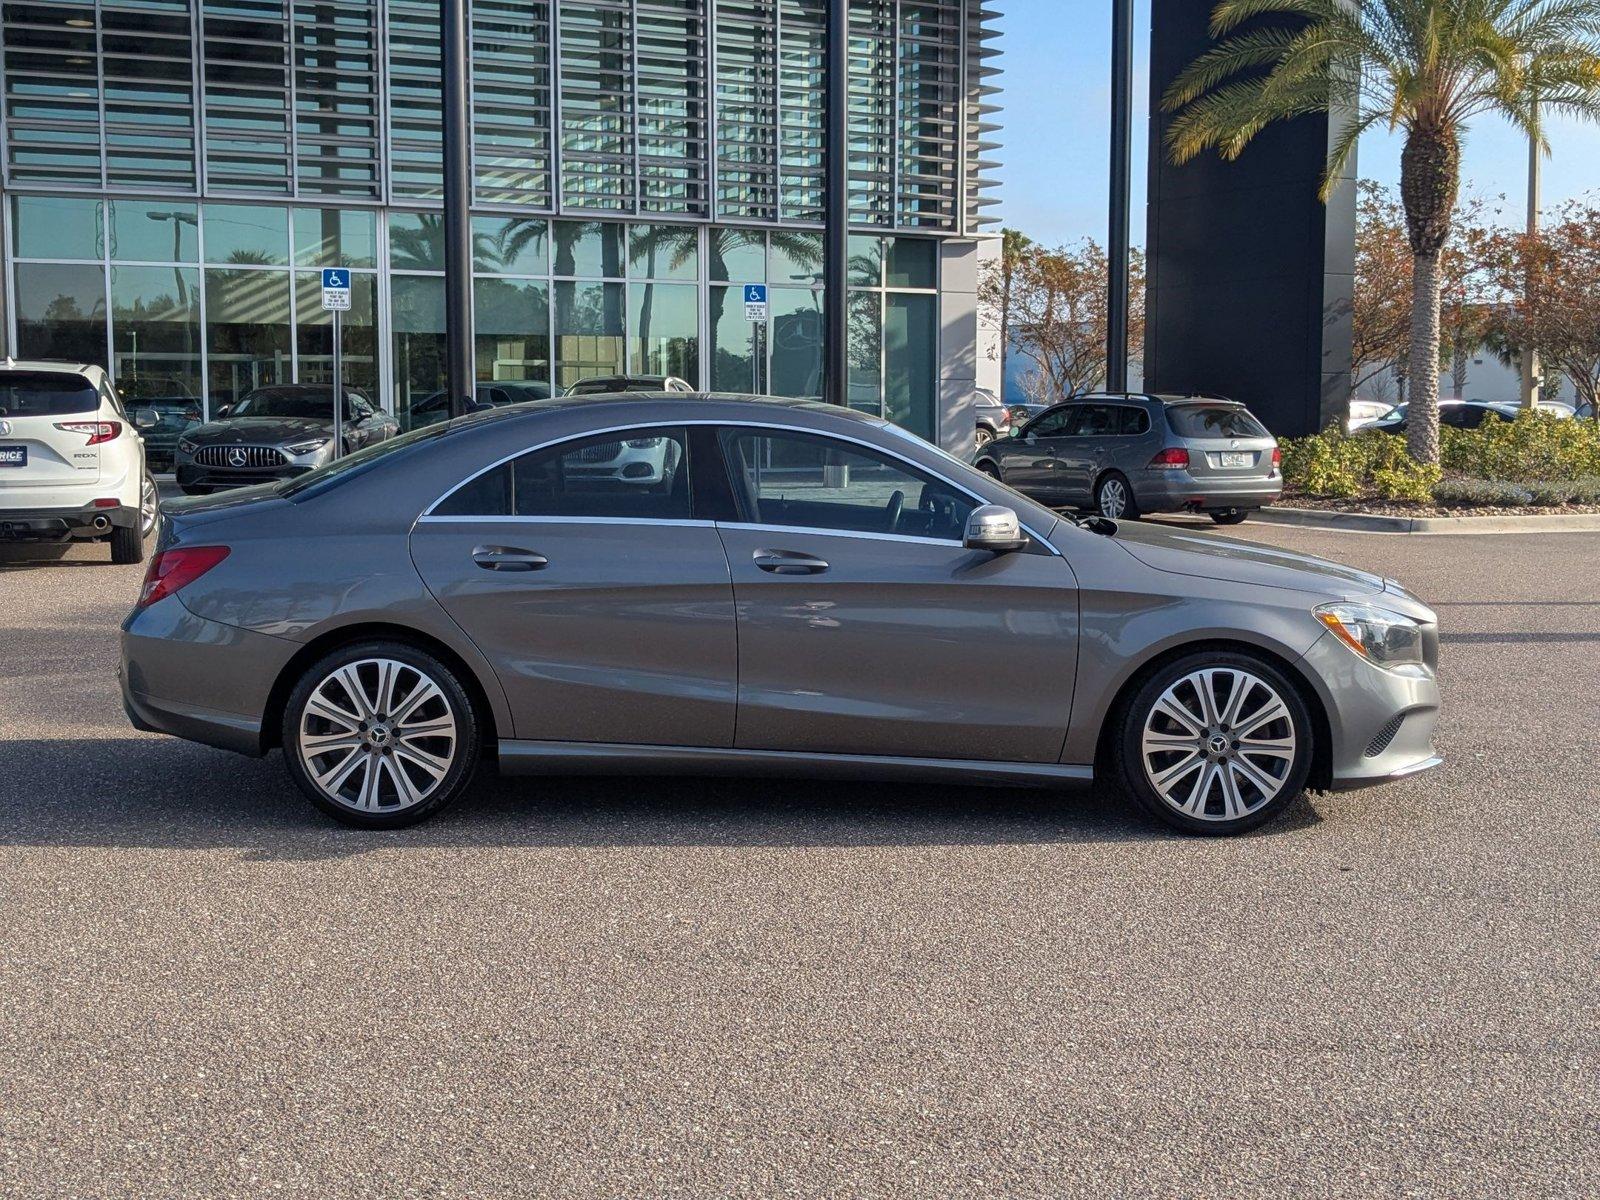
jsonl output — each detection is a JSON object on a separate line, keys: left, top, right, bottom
{"left": 437, "top": 391, "right": 883, "bottom": 432}
{"left": 0, "top": 358, "right": 107, "bottom": 380}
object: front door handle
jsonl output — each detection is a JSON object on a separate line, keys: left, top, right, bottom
{"left": 472, "top": 545, "right": 548, "bottom": 572}
{"left": 752, "top": 548, "right": 830, "bottom": 575}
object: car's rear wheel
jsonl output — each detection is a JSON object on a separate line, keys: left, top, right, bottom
{"left": 1112, "top": 651, "right": 1313, "bottom": 835}
{"left": 283, "top": 642, "right": 481, "bottom": 828}
{"left": 1211, "top": 509, "right": 1250, "bottom": 526}
{"left": 109, "top": 474, "right": 156, "bottom": 564}
{"left": 1095, "top": 472, "right": 1138, "bottom": 520}
{"left": 975, "top": 426, "right": 995, "bottom": 448}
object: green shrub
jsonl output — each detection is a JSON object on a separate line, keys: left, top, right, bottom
{"left": 1523, "top": 476, "right": 1600, "bottom": 505}
{"left": 1440, "top": 411, "right": 1600, "bottom": 481}
{"left": 1280, "top": 430, "right": 1365, "bottom": 497}
{"left": 1372, "top": 458, "right": 1441, "bottom": 502}
{"left": 1432, "top": 478, "right": 1534, "bottom": 506}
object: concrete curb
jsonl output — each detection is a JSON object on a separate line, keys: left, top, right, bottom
{"left": 1253, "top": 505, "right": 1600, "bottom": 535}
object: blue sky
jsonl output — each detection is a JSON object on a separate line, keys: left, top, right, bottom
{"left": 994, "top": 0, "right": 1600, "bottom": 247}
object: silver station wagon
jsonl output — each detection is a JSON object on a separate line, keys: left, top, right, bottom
{"left": 974, "top": 393, "right": 1283, "bottom": 524}
{"left": 121, "top": 394, "right": 1439, "bottom": 835}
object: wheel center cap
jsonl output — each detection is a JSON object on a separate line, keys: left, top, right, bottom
{"left": 369, "top": 724, "right": 391, "bottom": 746}
{"left": 1207, "top": 733, "right": 1230, "bottom": 756}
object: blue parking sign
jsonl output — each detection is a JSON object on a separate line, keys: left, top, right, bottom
{"left": 742, "top": 283, "right": 768, "bottom": 321}
{"left": 320, "top": 267, "right": 351, "bottom": 311}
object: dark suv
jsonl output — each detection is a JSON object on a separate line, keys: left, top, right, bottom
{"left": 974, "top": 393, "right": 1283, "bottom": 524}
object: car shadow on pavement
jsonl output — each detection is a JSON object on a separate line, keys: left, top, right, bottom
{"left": 0, "top": 736, "right": 1324, "bottom": 858}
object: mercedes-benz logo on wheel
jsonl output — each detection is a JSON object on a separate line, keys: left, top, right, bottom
{"left": 227, "top": 447, "right": 248, "bottom": 468}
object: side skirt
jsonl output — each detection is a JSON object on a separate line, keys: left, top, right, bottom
{"left": 498, "top": 740, "right": 1095, "bottom": 788}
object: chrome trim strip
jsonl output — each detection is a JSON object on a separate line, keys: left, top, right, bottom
{"left": 498, "top": 739, "right": 1095, "bottom": 785}
{"left": 420, "top": 417, "right": 1059, "bottom": 554}
{"left": 415, "top": 515, "right": 716, "bottom": 528}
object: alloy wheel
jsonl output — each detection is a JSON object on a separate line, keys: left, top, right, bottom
{"left": 1139, "top": 666, "right": 1296, "bottom": 822}
{"left": 1098, "top": 477, "right": 1129, "bottom": 519}
{"left": 139, "top": 474, "right": 159, "bottom": 538}
{"left": 296, "top": 658, "right": 458, "bottom": 813}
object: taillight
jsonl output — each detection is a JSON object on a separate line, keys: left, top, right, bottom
{"left": 1271, "top": 447, "right": 1282, "bottom": 467}
{"left": 183, "top": 407, "right": 201, "bottom": 423}
{"left": 55, "top": 420, "right": 122, "bottom": 445}
{"left": 136, "top": 546, "right": 230, "bottom": 611}
{"left": 1149, "top": 447, "right": 1190, "bottom": 469}
{"left": 997, "top": 408, "right": 1011, "bottom": 428}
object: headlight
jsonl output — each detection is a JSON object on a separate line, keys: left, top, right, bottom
{"left": 285, "top": 437, "right": 330, "bottom": 455}
{"left": 1314, "top": 602, "right": 1426, "bottom": 671}
{"left": 177, "top": 436, "right": 197, "bottom": 454}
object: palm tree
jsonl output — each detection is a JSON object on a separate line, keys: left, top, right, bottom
{"left": 1162, "top": 0, "right": 1600, "bottom": 464}
{"left": 998, "top": 228, "right": 1032, "bottom": 395}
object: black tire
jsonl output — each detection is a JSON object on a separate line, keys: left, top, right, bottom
{"left": 109, "top": 478, "right": 152, "bottom": 564}
{"left": 1094, "top": 471, "right": 1139, "bottom": 520}
{"left": 1110, "top": 649, "right": 1314, "bottom": 836}
{"left": 1211, "top": 509, "right": 1250, "bottom": 526}
{"left": 976, "top": 460, "right": 1002, "bottom": 481}
{"left": 282, "top": 641, "right": 482, "bottom": 829}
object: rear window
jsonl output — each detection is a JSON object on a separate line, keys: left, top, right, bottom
{"left": 0, "top": 372, "right": 98, "bottom": 417}
{"left": 1166, "top": 404, "right": 1268, "bottom": 439}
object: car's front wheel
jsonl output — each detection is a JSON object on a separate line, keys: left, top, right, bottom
{"left": 1113, "top": 651, "right": 1313, "bottom": 835}
{"left": 283, "top": 642, "right": 481, "bottom": 828}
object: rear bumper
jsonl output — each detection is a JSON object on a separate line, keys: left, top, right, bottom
{"left": 0, "top": 501, "right": 137, "bottom": 540}
{"left": 1135, "top": 473, "right": 1283, "bottom": 513}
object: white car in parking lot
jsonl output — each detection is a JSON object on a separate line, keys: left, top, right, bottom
{"left": 0, "top": 360, "right": 158, "bottom": 563}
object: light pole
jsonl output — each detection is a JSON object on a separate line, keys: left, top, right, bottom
{"left": 1107, "top": 0, "right": 1134, "bottom": 393}
{"left": 441, "top": 0, "right": 474, "bottom": 419}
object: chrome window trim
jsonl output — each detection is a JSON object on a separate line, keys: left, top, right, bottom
{"left": 416, "top": 514, "right": 715, "bottom": 529}
{"left": 420, "top": 417, "right": 1059, "bottom": 555}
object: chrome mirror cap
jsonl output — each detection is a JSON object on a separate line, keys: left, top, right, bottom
{"left": 963, "top": 504, "right": 1029, "bottom": 553}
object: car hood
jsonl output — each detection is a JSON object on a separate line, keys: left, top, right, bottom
{"left": 1108, "top": 520, "right": 1386, "bottom": 598}
{"left": 188, "top": 416, "right": 332, "bottom": 443}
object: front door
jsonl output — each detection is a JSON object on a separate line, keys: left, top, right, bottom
{"left": 715, "top": 427, "right": 1079, "bottom": 763}
{"left": 410, "top": 426, "right": 738, "bottom": 747}
{"left": 1004, "top": 404, "right": 1078, "bottom": 503}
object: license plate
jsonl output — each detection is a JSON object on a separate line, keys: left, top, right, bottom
{"left": 1219, "top": 451, "right": 1252, "bottom": 468}
{"left": 0, "top": 446, "right": 26, "bottom": 467}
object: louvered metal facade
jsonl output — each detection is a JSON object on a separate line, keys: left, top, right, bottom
{"left": 0, "top": 0, "right": 999, "bottom": 232}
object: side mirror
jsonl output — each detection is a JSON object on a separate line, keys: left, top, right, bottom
{"left": 964, "top": 504, "right": 1029, "bottom": 553}
{"left": 215, "top": 404, "right": 233, "bottom": 419}
{"left": 133, "top": 407, "right": 159, "bottom": 430}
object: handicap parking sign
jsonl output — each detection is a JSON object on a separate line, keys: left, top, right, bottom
{"left": 743, "top": 283, "right": 768, "bottom": 321}
{"left": 321, "top": 267, "right": 351, "bottom": 311}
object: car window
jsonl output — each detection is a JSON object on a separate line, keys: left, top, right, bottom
{"left": 1027, "top": 405, "right": 1078, "bottom": 438}
{"left": 1115, "top": 405, "right": 1150, "bottom": 435}
{"left": 1165, "top": 404, "right": 1269, "bottom": 438}
{"left": 1072, "top": 404, "right": 1117, "bottom": 437}
{"left": 0, "top": 372, "right": 99, "bottom": 417}
{"left": 720, "top": 428, "right": 977, "bottom": 542}
{"left": 435, "top": 427, "right": 692, "bottom": 521}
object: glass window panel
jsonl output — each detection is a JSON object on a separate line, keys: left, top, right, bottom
{"left": 769, "top": 232, "right": 822, "bottom": 288}
{"left": 511, "top": 428, "right": 691, "bottom": 519}
{"left": 553, "top": 280, "right": 625, "bottom": 388}
{"left": 111, "top": 266, "right": 202, "bottom": 421}
{"left": 204, "top": 266, "right": 292, "bottom": 413}
{"left": 552, "top": 221, "right": 623, "bottom": 277}
{"left": 475, "top": 277, "right": 550, "bottom": 389}
{"left": 707, "top": 229, "right": 765, "bottom": 283}
{"left": 628, "top": 282, "right": 698, "bottom": 382}
{"left": 629, "top": 225, "right": 698, "bottom": 280}
{"left": 885, "top": 292, "right": 937, "bottom": 440}
{"left": 13, "top": 196, "right": 103, "bottom": 261}
{"left": 110, "top": 202, "right": 199, "bottom": 263}
{"left": 473, "top": 216, "right": 548, "bottom": 275}
{"left": 294, "top": 209, "right": 378, "bottom": 269}
{"left": 885, "top": 237, "right": 936, "bottom": 289}
{"left": 294, "top": 271, "right": 379, "bottom": 400}
{"left": 203, "top": 204, "right": 290, "bottom": 266}
{"left": 721, "top": 429, "right": 974, "bottom": 541}
{"left": 14, "top": 263, "right": 107, "bottom": 364}
{"left": 768, "top": 286, "right": 823, "bottom": 398}
{"left": 847, "top": 290, "right": 882, "bottom": 416}
{"left": 388, "top": 210, "right": 445, "bottom": 271}
{"left": 848, "top": 234, "right": 881, "bottom": 287}
{"left": 391, "top": 274, "right": 447, "bottom": 429}
{"left": 709, "top": 285, "right": 766, "bottom": 394}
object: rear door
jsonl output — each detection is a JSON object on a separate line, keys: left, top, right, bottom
{"left": 409, "top": 425, "right": 738, "bottom": 747}
{"left": 715, "top": 425, "right": 1079, "bottom": 763}
{"left": 1165, "top": 403, "right": 1277, "bottom": 486}
{"left": 0, "top": 371, "right": 103, "bottom": 490}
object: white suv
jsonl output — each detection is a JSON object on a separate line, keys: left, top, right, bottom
{"left": 0, "top": 360, "right": 159, "bottom": 563}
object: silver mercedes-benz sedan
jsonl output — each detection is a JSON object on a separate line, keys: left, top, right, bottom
{"left": 121, "top": 394, "right": 1442, "bottom": 834}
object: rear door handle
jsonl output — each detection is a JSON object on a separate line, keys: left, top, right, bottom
{"left": 752, "top": 548, "right": 830, "bottom": 575}
{"left": 472, "top": 545, "right": 548, "bottom": 572}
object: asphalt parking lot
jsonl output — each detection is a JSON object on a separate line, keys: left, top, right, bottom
{"left": 1, "top": 520, "right": 1596, "bottom": 1198}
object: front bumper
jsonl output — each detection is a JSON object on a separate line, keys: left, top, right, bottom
{"left": 0, "top": 501, "right": 138, "bottom": 541}
{"left": 1298, "top": 631, "right": 1443, "bottom": 790}
{"left": 1135, "top": 472, "right": 1284, "bottom": 513}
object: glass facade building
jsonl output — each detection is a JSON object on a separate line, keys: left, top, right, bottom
{"left": 0, "top": 0, "right": 1000, "bottom": 446}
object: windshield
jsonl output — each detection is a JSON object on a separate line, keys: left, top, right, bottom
{"left": 1166, "top": 404, "right": 1269, "bottom": 439}
{"left": 0, "top": 372, "right": 98, "bottom": 417}
{"left": 232, "top": 388, "right": 362, "bottom": 419}
{"left": 277, "top": 418, "right": 455, "bottom": 499}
